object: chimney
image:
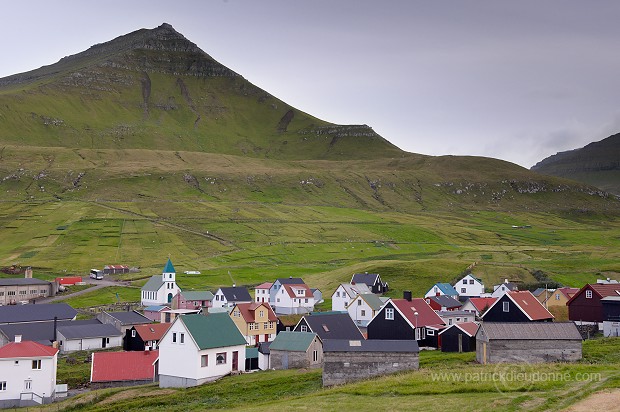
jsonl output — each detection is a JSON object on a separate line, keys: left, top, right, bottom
{"left": 53, "top": 316, "right": 58, "bottom": 343}
{"left": 15, "top": 335, "right": 22, "bottom": 343}
{"left": 504, "top": 279, "right": 509, "bottom": 283}
{"left": 403, "top": 291, "right": 412, "bottom": 301}
{"left": 24, "top": 267, "right": 33, "bottom": 279}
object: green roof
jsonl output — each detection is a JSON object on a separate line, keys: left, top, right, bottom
{"left": 182, "top": 291, "right": 214, "bottom": 301}
{"left": 358, "top": 293, "right": 385, "bottom": 310}
{"left": 269, "top": 331, "right": 318, "bottom": 352}
{"left": 181, "top": 313, "right": 246, "bottom": 350}
{"left": 163, "top": 258, "right": 176, "bottom": 273}
{"left": 246, "top": 347, "right": 259, "bottom": 358}
{"left": 142, "top": 275, "right": 164, "bottom": 292}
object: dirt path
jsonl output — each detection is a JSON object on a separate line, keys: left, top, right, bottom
{"left": 561, "top": 389, "right": 620, "bottom": 412}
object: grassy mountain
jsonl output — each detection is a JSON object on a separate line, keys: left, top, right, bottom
{"left": 531, "top": 133, "right": 620, "bottom": 195}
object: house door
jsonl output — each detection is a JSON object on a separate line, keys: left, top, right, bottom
{"left": 167, "top": 293, "right": 173, "bottom": 303}
{"left": 232, "top": 351, "right": 239, "bottom": 371}
{"left": 482, "top": 342, "right": 487, "bottom": 364}
{"left": 265, "top": 334, "right": 269, "bottom": 342}
{"left": 282, "top": 353, "right": 289, "bottom": 370}
{"left": 255, "top": 335, "right": 259, "bottom": 345}
{"left": 24, "top": 380, "right": 32, "bottom": 391}
{"left": 102, "top": 337, "right": 107, "bottom": 348}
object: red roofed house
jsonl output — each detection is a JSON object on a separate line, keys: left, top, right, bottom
{"left": 461, "top": 297, "right": 497, "bottom": 318}
{"left": 254, "top": 282, "right": 272, "bottom": 303}
{"left": 439, "top": 322, "right": 480, "bottom": 353}
{"left": 229, "top": 302, "right": 278, "bottom": 345}
{"left": 567, "top": 283, "right": 620, "bottom": 324}
{"left": 125, "top": 323, "right": 171, "bottom": 351}
{"left": 272, "top": 283, "right": 316, "bottom": 315}
{"left": 90, "top": 350, "right": 159, "bottom": 388}
{"left": 0, "top": 336, "right": 58, "bottom": 407}
{"left": 481, "top": 291, "right": 554, "bottom": 322}
{"left": 367, "top": 291, "right": 446, "bottom": 348}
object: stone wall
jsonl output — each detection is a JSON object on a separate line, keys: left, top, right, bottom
{"left": 270, "top": 350, "right": 312, "bottom": 370}
{"left": 476, "top": 339, "right": 582, "bottom": 364}
{"left": 322, "top": 351, "right": 419, "bottom": 387}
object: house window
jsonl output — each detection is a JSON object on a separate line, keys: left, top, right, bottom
{"left": 131, "top": 330, "right": 136, "bottom": 337}
{"left": 268, "top": 322, "right": 274, "bottom": 329}
{"left": 201, "top": 355, "right": 208, "bottom": 367}
{"left": 216, "top": 352, "right": 226, "bottom": 365}
{"left": 503, "top": 302, "right": 510, "bottom": 312}
{"left": 469, "top": 280, "right": 474, "bottom": 284}
{"left": 555, "top": 293, "right": 561, "bottom": 300}
{"left": 463, "top": 279, "right": 467, "bottom": 284}
{"left": 14, "top": 361, "right": 18, "bottom": 366}
{"left": 19, "top": 290, "right": 27, "bottom": 295}
{"left": 0, "top": 382, "right": 5, "bottom": 391}
{"left": 586, "top": 290, "right": 593, "bottom": 299}
{"left": 461, "top": 288, "right": 466, "bottom": 294}
{"left": 8, "top": 291, "right": 15, "bottom": 296}
{"left": 40, "top": 289, "right": 46, "bottom": 294}
{"left": 336, "top": 291, "right": 340, "bottom": 297}
{"left": 313, "top": 350, "right": 318, "bottom": 362}
{"left": 32, "top": 360, "right": 41, "bottom": 370}
{"left": 180, "top": 333, "right": 185, "bottom": 344}
{"left": 361, "top": 310, "right": 366, "bottom": 316}
{"left": 305, "top": 298, "right": 308, "bottom": 303}
{"left": 358, "top": 300, "right": 362, "bottom": 306}
{"left": 427, "top": 329, "right": 435, "bottom": 336}
{"left": 301, "top": 325, "right": 308, "bottom": 332}
{"left": 385, "top": 308, "right": 394, "bottom": 320}
{"left": 30, "top": 289, "right": 37, "bottom": 294}
{"left": 259, "top": 310, "right": 264, "bottom": 318}
{"left": 448, "top": 319, "right": 453, "bottom": 325}
{"left": 263, "top": 322, "right": 268, "bottom": 329}
{"left": 233, "top": 311, "right": 240, "bottom": 317}
{"left": 172, "top": 332, "right": 177, "bottom": 343}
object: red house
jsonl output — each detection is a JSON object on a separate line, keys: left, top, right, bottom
{"left": 567, "top": 283, "right": 620, "bottom": 323}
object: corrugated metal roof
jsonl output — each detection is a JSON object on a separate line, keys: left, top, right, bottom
{"left": 181, "top": 291, "right": 214, "bottom": 301}
{"left": 104, "top": 311, "right": 152, "bottom": 325}
{"left": 479, "top": 322, "right": 582, "bottom": 340}
{"left": 0, "top": 303, "right": 77, "bottom": 324}
{"left": 133, "top": 323, "right": 171, "bottom": 341}
{"left": 218, "top": 287, "right": 252, "bottom": 302}
{"left": 0, "top": 340, "right": 58, "bottom": 358}
{"left": 357, "top": 293, "right": 385, "bottom": 311}
{"left": 324, "top": 339, "right": 418, "bottom": 353}
{"left": 303, "top": 312, "right": 364, "bottom": 340}
{"left": 269, "top": 331, "right": 318, "bottom": 352}
{"left": 0, "top": 319, "right": 101, "bottom": 343}
{"left": 245, "top": 347, "right": 259, "bottom": 358}
{"left": 91, "top": 350, "right": 158, "bottom": 382}
{"left": 58, "top": 323, "right": 122, "bottom": 339}
{"left": 142, "top": 275, "right": 164, "bottom": 292}
{"left": 0, "top": 278, "right": 51, "bottom": 287}
{"left": 182, "top": 313, "right": 246, "bottom": 350}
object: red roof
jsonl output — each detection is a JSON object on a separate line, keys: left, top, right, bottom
{"left": 0, "top": 340, "right": 58, "bottom": 358}
{"left": 133, "top": 323, "right": 171, "bottom": 341}
{"left": 468, "top": 297, "right": 497, "bottom": 312}
{"left": 233, "top": 302, "right": 278, "bottom": 322}
{"left": 255, "top": 282, "right": 272, "bottom": 290}
{"left": 557, "top": 287, "right": 580, "bottom": 300}
{"left": 456, "top": 322, "right": 480, "bottom": 337}
{"left": 391, "top": 298, "right": 445, "bottom": 328}
{"left": 56, "top": 277, "right": 82, "bottom": 285}
{"left": 507, "top": 291, "right": 554, "bottom": 320}
{"left": 567, "top": 283, "right": 620, "bottom": 305}
{"left": 283, "top": 284, "right": 313, "bottom": 299}
{"left": 91, "top": 350, "right": 158, "bottom": 382}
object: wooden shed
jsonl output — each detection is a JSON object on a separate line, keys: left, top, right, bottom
{"left": 476, "top": 322, "right": 582, "bottom": 364}
{"left": 439, "top": 322, "right": 479, "bottom": 353}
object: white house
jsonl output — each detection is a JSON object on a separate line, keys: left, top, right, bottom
{"left": 331, "top": 283, "right": 372, "bottom": 312}
{"left": 268, "top": 277, "right": 305, "bottom": 305}
{"left": 56, "top": 324, "right": 123, "bottom": 353}
{"left": 346, "top": 293, "right": 387, "bottom": 327}
{"left": 272, "top": 283, "right": 315, "bottom": 315}
{"left": 437, "top": 310, "right": 476, "bottom": 326}
{"left": 158, "top": 313, "right": 247, "bottom": 388}
{"left": 254, "top": 282, "right": 272, "bottom": 303}
{"left": 455, "top": 274, "right": 485, "bottom": 298}
{"left": 212, "top": 286, "right": 252, "bottom": 308}
{"left": 491, "top": 279, "right": 518, "bottom": 298}
{"left": 141, "top": 259, "right": 181, "bottom": 306}
{"left": 0, "top": 336, "right": 58, "bottom": 408}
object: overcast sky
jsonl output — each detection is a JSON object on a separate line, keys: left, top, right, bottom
{"left": 2, "top": 1, "right": 620, "bottom": 168}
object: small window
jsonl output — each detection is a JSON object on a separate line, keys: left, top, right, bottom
{"left": 555, "top": 293, "right": 561, "bottom": 300}
{"left": 259, "top": 310, "right": 264, "bottom": 318}
{"left": 131, "top": 330, "right": 136, "bottom": 337}
{"left": 313, "top": 350, "right": 318, "bottom": 362}
{"left": 361, "top": 310, "right": 366, "bottom": 316}
{"left": 469, "top": 280, "right": 474, "bottom": 284}
{"left": 14, "top": 361, "right": 18, "bottom": 366}
{"left": 358, "top": 300, "right": 362, "bottom": 306}
{"left": 32, "top": 360, "right": 41, "bottom": 370}
{"left": 461, "top": 288, "right": 466, "bottom": 293}
{"left": 503, "top": 301, "right": 510, "bottom": 312}
{"left": 180, "top": 333, "right": 185, "bottom": 344}
{"left": 336, "top": 291, "right": 340, "bottom": 297}
{"left": 427, "top": 329, "right": 435, "bottom": 336}
{"left": 0, "top": 381, "right": 6, "bottom": 391}
{"left": 172, "top": 332, "right": 177, "bottom": 343}
{"left": 305, "top": 298, "right": 308, "bottom": 303}
{"left": 301, "top": 325, "right": 308, "bottom": 332}
{"left": 585, "top": 290, "right": 593, "bottom": 299}
{"left": 201, "top": 355, "right": 208, "bottom": 367}
{"left": 385, "top": 308, "right": 394, "bottom": 320}
{"left": 463, "top": 279, "right": 467, "bottom": 284}
{"left": 216, "top": 352, "right": 226, "bottom": 365}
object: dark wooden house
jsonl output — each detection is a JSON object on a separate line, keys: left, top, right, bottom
{"left": 481, "top": 291, "right": 553, "bottom": 322}
{"left": 125, "top": 323, "right": 170, "bottom": 351}
{"left": 350, "top": 273, "right": 388, "bottom": 294}
{"left": 567, "top": 283, "right": 620, "bottom": 323}
{"left": 439, "top": 322, "right": 479, "bottom": 352}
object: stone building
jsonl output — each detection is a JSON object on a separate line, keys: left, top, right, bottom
{"left": 268, "top": 331, "right": 323, "bottom": 369}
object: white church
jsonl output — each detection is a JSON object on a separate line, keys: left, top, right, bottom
{"left": 141, "top": 258, "right": 181, "bottom": 306}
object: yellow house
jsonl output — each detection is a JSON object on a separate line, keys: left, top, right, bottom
{"left": 535, "top": 287, "right": 579, "bottom": 308}
{"left": 230, "top": 302, "right": 278, "bottom": 345}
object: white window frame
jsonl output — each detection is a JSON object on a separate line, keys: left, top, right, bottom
{"left": 0, "top": 381, "right": 6, "bottom": 391}
{"left": 32, "top": 359, "right": 41, "bottom": 370}
{"left": 585, "top": 290, "right": 593, "bottom": 299}
{"left": 503, "top": 301, "right": 510, "bottom": 312}
{"left": 385, "top": 308, "right": 394, "bottom": 320}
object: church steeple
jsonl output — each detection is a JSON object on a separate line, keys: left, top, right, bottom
{"left": 162, "top": 258, "right": 176, "bottom": 282}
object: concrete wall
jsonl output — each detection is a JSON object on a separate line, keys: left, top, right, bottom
{"left": 476, "top": 339, "right": 582, "bottom": 364}
{"left": 323, "top": 351, "right": 419, "bottom": 387}
{"left": 270, "top": 350, "right": 311, "bottom": 369}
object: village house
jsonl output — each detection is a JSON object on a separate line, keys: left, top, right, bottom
{"left": 454, "top": 274, "right": 485, "bottom": 298}
{"left": 425, "top": 295, "right": 462, "bottom": 312}
{"left": 56, "top": 323, "right": 123, "bottom": 353}
{"left": 602, "top": 297, "right": 620, "bottom": 337}
{"left": 424, "top": 282, "right": 459, "bottom": 299}
{"left": 491, "top": 279, "right": 518, "bottom": 298}
{"left": 172, "top": 291, "right": 214, "bottom": 310}
{"left": 295, "top": 311, "right": 365, "bottom": 341}
{"left": 322, "top": 339, "right": 419, "bottom": 387}
{"left": 142, "top": 305, "right": 169, "bottom": 322}
{"left": 481, "top": 291, "right": 554, "bottom": 322}
{"left": 271, "top": 283, "right": 315, "bottom": 315}
{"left": 159, "top": 308, "right": 201, "bottom": 323}
{"left": 212, "top": 286, "right": 252, "bottom": 308}
{"left": 140, "top": 259, "right": 181, "bottom": 306}
{"left": 90, "top": 350, "right": 159, "bottom": 389}
{"left": 269, "top": 277, "right": 305, "bottom": 303}
{"left": 158, "top": 313, "right": 246, "bottom": 388}
{"left": 437, "top": 310, "right": 476, "bottom": 326}
{"left": 346, "top": 293, "right": 386, "bottom": 327}
{"left": 96, "top": 310, "right": 153, "bottom": 335}
{"left": 350, "top": 273, "right": 388, "bottom": 294}
{"left": 534, "top": 287, "right": 579, "bottom": 308}
{"left": 0, "top": 319, "right": 102, "bottom": 348}
{"left": 439, "top": 322, "right": 479, "bottom": 353}
{"left": 269, "top": 331, "right": 323, "bottom": 370}
{"left": 331, "top": 283, "right": 372, "bottom": 312}
{"left": 367, "top": 292, "right": 445, "bottom": 347}
{"left": 0, "top": 303, "right": 77, "bottom": 325}
{"left": 229, "top": 302, "right": 278, "bottom": 345}
{"left": 0, "top": 336, "right": 59, "bottom": 408}
{"left": 254, "top": 282, "right": 272, "bottom": 303}
{"left": 476, "top": 322, "right": 582, "bottom": 364}
{"left": 567, "top": 283, "right": 620, "bottom": 324}
{"left": 125, "top": 323, "right": 171, "bottom": 351}
{"left": 103, "top": 265, "right": 130, "bottom": 275}
{"left": 460, "top": 297, "right": 497, "bottom": 318}
{"left": 0, "top": 278, "right": 57, "bottom": 306}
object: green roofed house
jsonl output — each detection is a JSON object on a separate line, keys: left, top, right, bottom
{"left": 269, "top": 331, "right": 323, "bottom": 370}
{"left": 141, "top": 259, "right": 181, "bottom": 306}
{"left": 347, "top": 293, "right": 388, "bottom": 327}
{"left": 159, "top": 313, "right": 247, "bottom": 388}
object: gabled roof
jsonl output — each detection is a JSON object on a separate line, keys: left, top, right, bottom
{"left": 557, "top": 287, "right": 580, "bottom": 300}
{"left": 133, "top": 323, "right": 171, "bottom": 341}
{"left": 104, "top": 311, "right": 152, "bottom": 325}
{"left": 352, "top": 293, "right": 385, "bottom": 311}
{"left": 258, "top": 341, "right": 271, "bottom": 354}
{"left": 180, "top": 291, "right": 214, "bottom": 301}
{"left": 0, "top": 278, "right": 51, "bottom": 287}
{"left": 391, "top": 298, "right": 445, "bottom": 328}
{"left": 144, "top": 305, "right": 169, "bottom": 312}
{"left": 0, "top": 319, "right": 101, "bottom": 345}
{"left": 232, "top": 302, "right": 278, "bottom": 322}
{"left": 532, "top": 288, "right": 548, "bottom": 297}
{"left": 301, "top": 312, "right": 364, "bottom": 340}
{"left": 483, "top": 291, "right": 554, "bottom": 321}
{"left": 567, "top": 284, "right": 620, "bottom": 305}
{"left": 323, "top": 339, "right": 419, "bottom": 353}
{"left": 163, "top": 258, "right": 176, "bottom": 273}
{"left": 255, "top": 282, "right": 273, "bottom": 290}
{"left": 181, "top": 313, "right": 246, "bottom": 350}
{"left": 274, "top": 277, "right": 305, "bottom": 285}
{"left": 283, "top": 284, "right": 313, "bottom": 299}
{"left": 0, "top": 303, "right": 77, "bottom": 324}
{"left": 426, "top": 283, "right": 459, "bottom": 296}
{"left": 336, "top": 283, "right": 372, "bottom": 298}
{"left": 0, "top": 340, "right": 58, "bottom": 358}
{"left": 58, "top": 323, "right": 122, "bottom": 339}
{"left": 351, "top": 273, "right": 381, "bottom": 286}
{"left": 459, "top": 274, "right": 484, "bottom": 284}
{"left": 493, "top": 282, "right": 518, "bottom": 291}
{"left": 467, "top": 297, "right": 497, "bottom": 312}
{"left": 478, "top": 322, "right": 582, "bottom": 340}
{"left": 142, "top": 275, "right": 165, "bottom": 292}
{"left": 217, "top": 286, "right": 252, "bottom": 302}
{"left": 427, "top": 295, "right": 462, "bottom": 309}
{"left": 439, "top": 322, "right": 480, "bottom": 337}
{"left": 269, "top": 331, "right": 319, "bottom": 351}
{"left": 91, "top": 350, "right": 158, "bottom": 382}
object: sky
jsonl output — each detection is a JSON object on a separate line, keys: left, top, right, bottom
{"left": 2, "top": 1, "right": 620, "bottom": 168}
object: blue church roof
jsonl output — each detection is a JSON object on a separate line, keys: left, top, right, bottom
{"left": 163, "top": 258, "right": 176, "bottom": 274}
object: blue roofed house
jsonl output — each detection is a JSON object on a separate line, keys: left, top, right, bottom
{"left": 424, "top": 283, "right": 459, "bottom": 299}
{"left": 141, "top": 259, "right": 181, "bottom": 306}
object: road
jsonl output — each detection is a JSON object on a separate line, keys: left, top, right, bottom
{"left": 39, "top": 277, "right": 132, "bottom": 303}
